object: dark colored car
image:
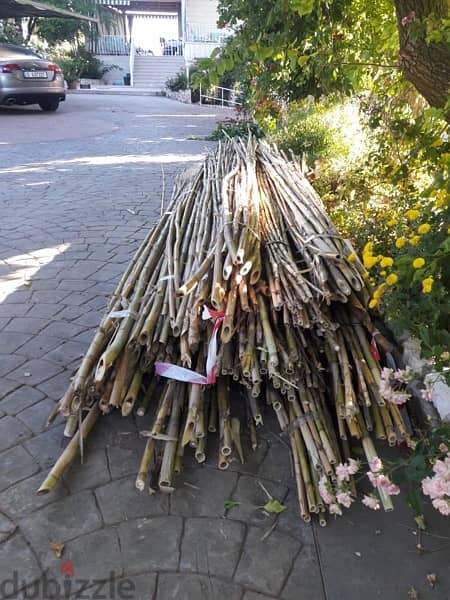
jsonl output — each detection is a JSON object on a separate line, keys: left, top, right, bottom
{"left": 0, "top": 43, "right": 65, "bottom": 111}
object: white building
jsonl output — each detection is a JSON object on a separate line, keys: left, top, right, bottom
{"left": 94, "top": 0, "right": 230, "bottom": 90}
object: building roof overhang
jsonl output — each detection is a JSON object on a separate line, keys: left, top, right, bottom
{"left": 0, "top": 0, "right": 98, "bottom": 21}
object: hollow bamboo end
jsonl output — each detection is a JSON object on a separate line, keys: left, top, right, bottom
{"left": 95, "top": 358, "right": 107, "bottom": 383}
{"left": 135, "top": 478, "right": 145, "bottom": 491}
{"left": 195, "top": 451, "right": 206, "bottom": 463}
{"left": 36, "top": 473, "right": 59, "bottom": 495}
{"left": 221, "top": 445, "right": 232, "bottom": 456}
{"left": 222, "top": 326, "right": 232, "bottom": 343}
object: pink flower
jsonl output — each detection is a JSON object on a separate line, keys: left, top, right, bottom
{"left": 422, "top": 476, "right": 442, "bottom": 500}
{"left": 388, "top": 390, "right": 410, "bottom": 405}
{"left": 362, "top": 494, "right": 380, "bottom": 510}
{"left": 347, "top": 458, "right": 360, "bottom": 475}
{"left": 319, "top": 476, "right": 335, "bottom": 505}
{"left": 336, "top": 492, "right": 353, "bottom": 508}
{"left": 367, "top": 471, "right": 379, "bottom": 487}
{"left": 433, "top": 457, "right": 450, "bottom": 477}
{"left": 376, "top": 474, "right": 393, "bottom": 489}
{"left": 401, "top": 11, "right": 416, "bottom": 26}
{"left": 329, "top": 503, "right": 343, "bottom": 516}
{"left": 385, "top": 483, "right": 400, "bottom": 496}
{"left": 336, "top": 463, "right": 351, "bottom": 483}
{"left": 421, "top": 388, "right": 432, "bottom": 402}
{"left": 432, "top": 498, "right": 450, "bottom": 516}
{"left": 379, "top": 367, "right": 411, "bottom": 404}
{"left": 369, "top": 457, "right": 383, "bottom": 473}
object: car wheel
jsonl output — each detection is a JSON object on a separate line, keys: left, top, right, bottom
{"left": 39, "top": 100, "right": 60, "bottom": 112}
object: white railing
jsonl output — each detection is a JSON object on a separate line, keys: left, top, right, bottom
{"left": 199, "top": 84, "right": 241, "bottom": 108}
{"left": 92, "top": 35, "right": 130, "bottom": 55}
{"left": 185, "top": 23, "right": 230, "bottom": 43}
{"left": 129, "top": 36, "right": 135, "bottom": 86}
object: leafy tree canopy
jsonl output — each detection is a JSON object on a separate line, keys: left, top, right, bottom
{"left": 193, "top": 0, "right": 449, "bottom": 113}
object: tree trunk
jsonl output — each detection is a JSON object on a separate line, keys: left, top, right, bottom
{"left": 26, "top": 17, "right": 38, "bottom": 43}
{"left": 393, "top": 0, "right": 450, "bottom": 110}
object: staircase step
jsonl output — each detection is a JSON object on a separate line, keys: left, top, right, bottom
{"left": 132, "top": 56, "right": 184, "bottom": 88}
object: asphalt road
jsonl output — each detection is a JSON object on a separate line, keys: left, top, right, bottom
{"left": 0, "top": 91, "right": 225, "bottom": 144}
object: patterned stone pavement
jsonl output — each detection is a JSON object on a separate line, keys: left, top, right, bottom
{"left": 0, "top": 95, "right": 449, "bottom": 600}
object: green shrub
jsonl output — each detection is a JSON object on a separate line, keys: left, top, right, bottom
{"left": 207, "top": 118, "right": 263, "bottom": 140}
{"left": 51, "top": 47, "right": 114, "bottom": 82}
{"left": 269, "top": 98, "right": 359, "bottom": 166}
{"left": 166, "top": 69, "right": 188, "bottom": 91}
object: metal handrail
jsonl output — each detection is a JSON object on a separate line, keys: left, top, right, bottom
{"left": 186, "top": 23, "right": 231, "bottom": 43}
{"left": 129, "top": 36, "right": 135, "bottom": 86}
{"left": 93, "top": 35, "right": 130, "bottom": 55}
{"left": 199, "top": 84, "right": 241, "bottom": 108}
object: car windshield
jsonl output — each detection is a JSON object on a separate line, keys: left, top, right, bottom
{"left": 0, "top": 44, "right": 41, "bottom": 60}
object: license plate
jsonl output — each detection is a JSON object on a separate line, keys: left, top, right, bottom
{"left": 23, "top": 71, "right": 48, "bottom": 79}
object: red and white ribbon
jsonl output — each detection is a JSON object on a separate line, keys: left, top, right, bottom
{"left": 155, "top": 305, "right": 225, "bottom": 385}
{"left": 370, "top": 330, "right": 381, "bottom": 361}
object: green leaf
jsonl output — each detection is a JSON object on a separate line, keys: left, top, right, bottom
{"left": 263, "top": 499, "right": 287, "bottom": 514}
{"left": 406, "top": 489, "right": 423, "bottom": 517}
{"left": 290, "top": 0, "right": 315, "bottom": 17}
{"left": 224, "top": 500, "right": 241, "bottom": 510}
{"left": 297, "top": 55, "right": 309, "bottom": 67}
{"left": 217, "top": 61, "right": 226, "bottom": 76}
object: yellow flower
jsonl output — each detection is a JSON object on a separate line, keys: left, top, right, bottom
{"left": 363, "top": 254, "right": 379, "bottom": 269}
{"left": 409, "top": 235, "right": 421, "bottom": 246}
{"left": 422, "top": 276, "right": 433, "bottom": 294}
{"left": 417, "top": 223, "right": 431, "bottom": 235}
{"left": 412, "top": 257, "right": 425, "bottom": 269}
{"left": 387, "top": 218, "right": 397, "bottom": 227}
{"left": 363, "top": 242, "right": 374, "bottom": 255}
{"left": 435, "top": 190, "right": 448, "bottom": 208}
{"left": 405, "top": 209, "right": 420, "bottom": 221}
{"left": 386, "top": 273, "right": 398, "bottom": 286}
{"left": 380, "top": 257, "right": 394, "bottom": 268}
{"left": 347, "top": 252, "right": 357, "bottom": 263}
{"left": 395, "top": 237, "right": 406, "bottom": 249}
{"left": 373, "top": 284, "right": 386, "bottom": 299}
{"left": 380, "top": 270, "right": 386, "bottom": 276}
{"left": 369, "top": 298, "right": 378, "bottom": 309}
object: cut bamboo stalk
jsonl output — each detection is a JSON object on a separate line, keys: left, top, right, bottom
{"left": 37, "top": 404, "right": 100, "bottom": 495}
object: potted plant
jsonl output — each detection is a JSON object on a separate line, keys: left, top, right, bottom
{"left": 55, "top": 54, "right": 82, "bottom": 89}
{"left": 53, "top": 48, "right": 91, "bottom": 89}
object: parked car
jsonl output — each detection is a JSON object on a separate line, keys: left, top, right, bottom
{"left": 0, "top": 43, "right": 65, "bottom": 112}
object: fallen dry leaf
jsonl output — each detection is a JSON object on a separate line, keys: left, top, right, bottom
{"left": 426, "top": 573, "right": 437, "bottom": 588}
{"left": 50, "top": 542, "right": 64, "bottom": 558}
{"left": 407, "top": 587, "right": 419, "bottom": 599}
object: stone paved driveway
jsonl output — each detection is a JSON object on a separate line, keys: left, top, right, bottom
{"left": 0, "top": 95, "right": 449, "bottom": 600}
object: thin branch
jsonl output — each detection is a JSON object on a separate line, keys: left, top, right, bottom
{"left": 338, "top": 62, "right": 400, "bottom": 69}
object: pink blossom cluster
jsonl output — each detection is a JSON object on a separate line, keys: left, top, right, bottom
{"left": 401, "top": 11, "right": 416, "bottom": 26}
{"left": 319, "top": 459, "right": 359, "bottom": 516}
{"left": 364, "top": 456, "right": 401, "bottom": 504}
{"left": 421, "top": 454, "right": 450, "bottom": 517}
{"left": 379, "top": 367, "right": 411, "bottom": 405}
{"left": 362, "top": 494, "right": 380, "bottom": 510}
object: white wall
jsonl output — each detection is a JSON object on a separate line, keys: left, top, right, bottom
{"left": 185, "top": 0, "right": 218, "bottom": 27}
{"left": 94, "top": 55, "right": 130, "bottom": 84}
{"left": 185, "top": 42, "right": 220, "bottom": 62}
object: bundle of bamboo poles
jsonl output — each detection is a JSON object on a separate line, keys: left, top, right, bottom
{"left": 38, "top": 136, "right": 411, "bottom": 523}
